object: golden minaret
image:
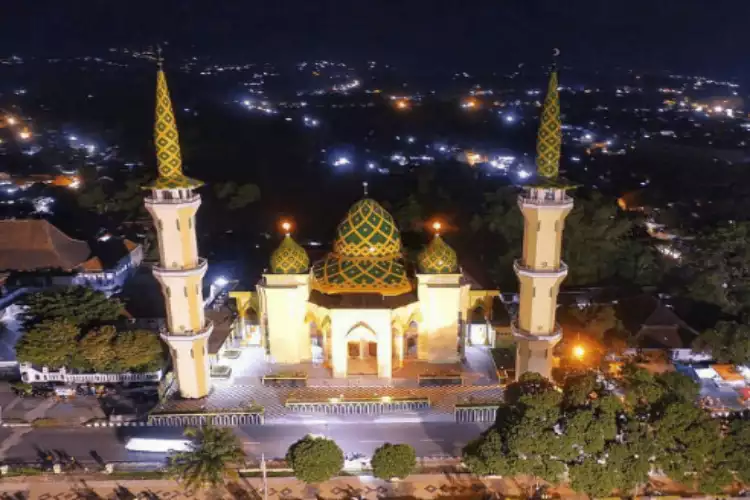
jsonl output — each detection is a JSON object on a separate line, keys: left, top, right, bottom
{"left": 513, "top": 65, "right": 574, "bottom": 380}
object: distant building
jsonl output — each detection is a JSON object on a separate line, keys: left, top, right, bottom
{"left": 0, "top": 219, "right": 142, "bottom": 294}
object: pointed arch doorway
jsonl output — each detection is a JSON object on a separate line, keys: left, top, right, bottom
{"left": 346, "top": 323, "right": 378, "bottom": 375}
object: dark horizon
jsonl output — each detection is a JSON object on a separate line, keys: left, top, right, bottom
{"left": 2, "top": 0, "right": 749, "bottom": 80}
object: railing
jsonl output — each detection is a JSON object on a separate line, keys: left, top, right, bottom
{"left": 151, "top": 257, "right": 207, "bottom": 274}
{"left": 454, "top": 403, "right": 501, "bottom": 423}
{"left": 285, "top": 398, "right": 430, "bottom": 415}
{"left": 160, "top": 319, "right": 214, "bottom": 338}
{"left": 518, "top": 193, "right": 573, "bottom": 206}
{"left": 513, "top": 259, "right": 568, "bottom": 275}
{"left": 149, "top": 410, "right": 264, "bottom": 427}
{"left": 19, "top": 364, "right": 163, "bottom": 384}
{"left": 144, "top": 193, "right": 201, "bottom": 205}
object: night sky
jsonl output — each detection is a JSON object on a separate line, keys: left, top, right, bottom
{"left": 2, "top": 0, "right": 748, "bottom": 78}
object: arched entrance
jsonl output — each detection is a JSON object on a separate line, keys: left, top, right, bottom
{"left": 346, "top": 323, "right": 378, "bottom": 375}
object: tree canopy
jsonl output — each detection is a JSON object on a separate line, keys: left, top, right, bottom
{"left": 169, "top": 425, "right": 245, "bottom": 492}
{"left": 286, "top": 435, "right": 344, "bottom": 484}
{"left": 693, "top": 320, "right": 750, "bottom": 365}
{"left": 21, "top": 286, "right": 124, "bottom": 330}
{"left": 16, "top": 319, "right": 80, "bottom": 369}
{"left": 463, "top": 369, "right": 733, "bottom": 496}
{"left": 371, "top": 443, "right": 416, "bottom": 480}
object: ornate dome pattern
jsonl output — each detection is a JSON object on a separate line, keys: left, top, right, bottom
{"left": 333, "top": 199, "right": 401, "bottom": 258}
{"left": 311, "top": 255, "right": 411, "bottom": 296}
{"left": 312, "top": 198, "right": 412, "bottom": 295}
{"left": 270, "top": 235, "right": 309, "bottom": 274}
{"left": 418, "top": 235, "right": 459, "bottom": 274}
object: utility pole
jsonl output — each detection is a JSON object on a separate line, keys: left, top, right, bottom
{"left": 261, "top": 452, "right": 268, "bottom": 500}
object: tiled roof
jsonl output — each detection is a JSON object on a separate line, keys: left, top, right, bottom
{"left": 0, "top": 220, "right": 91, "bottom": 271}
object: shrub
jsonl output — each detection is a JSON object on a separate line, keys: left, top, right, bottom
{"left": 286, "top": 435, "right": 343, "bottom": 483}
{"left": 371, "top": 443, "right": 416, "bottom": 480}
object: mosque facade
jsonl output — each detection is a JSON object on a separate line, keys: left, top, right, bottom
{"left": 144, "top": 60, "right": 571, "bottom": 399}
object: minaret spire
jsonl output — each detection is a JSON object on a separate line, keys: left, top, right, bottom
{"left": 147, "top": 55, "right": 203, "bottom": 189}
{"left": 535, "top": 53, "right": 561, "bottom": 180}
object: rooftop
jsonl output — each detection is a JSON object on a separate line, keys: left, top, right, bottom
{"left": 0, "top": 219, "right": 91, "bottom": 271}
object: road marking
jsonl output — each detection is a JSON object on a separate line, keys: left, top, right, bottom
{"left": 244, "top": 442, "right": 261, "bottom": 445}
{"left": 420, "top": 439, "right": 444, "bottom": 442}
{"left": 359, "top": 440, "right": 383, "bottom": 443}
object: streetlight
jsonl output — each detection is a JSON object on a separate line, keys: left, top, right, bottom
{"left": 573, "top": 345, "right": 585, "bottom": 360}
{"left": 18, "top": 129, "right": 31, "bottom": 140}
{"left": 6, "top": 116, "right": 16, "bottom": 126}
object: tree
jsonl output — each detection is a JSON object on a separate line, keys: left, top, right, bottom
{"left": 21, "top": 286, "right": 124, "bottom": 329}
{"left": 693, "top": 320, "right": 750, "bottom": 365}
{"left": 653, "top": 401, "right": 725, "bottom": 486}
{"left": 568, "top": 459, "right": 618, "bottom": 498}
{"left": 562, "top": 370, "right": 602, "bottom": 409}
{"left": 566, "top": 304, "right": 620, "bottom": 341}
{"left": 722, "top": 418, "right": 750, "bottom": 484}
{"left": 79, "top": 326, "right": 165, "bottom": 372}
{"left": 685, "top": 222, "right": 750, "bottom": 316}
{"left": 79, "top": 325, "right": 118, "bottom": 372}
{"left": 620, "top": 363, "right": 665, "bottom": 409}
{"left": 463, "top": 428, "right": 516, "bottom": 477}
{"left": 504, "top": 372, "right": 556, "bottom": 405}
{"left": 286, "top": 435, "right": 343, "bottom": 483}
{"left": 16, "top": 319, "right": 80, "bottom": 369}
{"left": 371, "top": 443, "right": 416, "bottom": 480}
{"left": 214, "top": 182, "right": 261, "bottom": 210}
{"left": 112, "top": 329, "right": 165, "bottom": 372}
{"left": 169, "top": 425, "right": 245, "bottom": 493}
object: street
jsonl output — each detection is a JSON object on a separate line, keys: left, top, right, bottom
{"left": 1, "top": 421, "right": 492, "bottom": 465}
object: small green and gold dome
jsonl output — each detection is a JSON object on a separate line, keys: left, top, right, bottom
{"left": 418, "top": 234, "right": 459, "bottom": 274}
{"left": 270, "top": 235, "right": 309, "bottom": 274}
{"left": 333, "top": 198, "right": 402, "bottom": 258}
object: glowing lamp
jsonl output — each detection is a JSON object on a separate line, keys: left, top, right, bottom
{"left": 573, "top": 345, "right": 585, "bottom": 359}
{"left": 281, "top": 221, "right": 292, "bottom": 234}
{"left": 18, "top": 130, "right": 31, "bottom": 140}
{"left": 6, "top": 117, "right": 16, "bottom": 126}
{"left": 432, "top": 221, "right": 442, "bottom": 234}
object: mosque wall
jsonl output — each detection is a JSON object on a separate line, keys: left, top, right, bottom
{"left": 329, "top": 309, "right": 392, "bottom": 378}
{"left": 260, "top": 274, "right": 310, "bottom": 364}
{"left": 417, "top": 274, "right": 462, "bottom": 363}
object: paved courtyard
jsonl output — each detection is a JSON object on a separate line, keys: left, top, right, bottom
{"left": 156, "top": 346, "right": 504, "bottom": 421}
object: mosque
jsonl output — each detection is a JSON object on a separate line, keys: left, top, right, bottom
{"left": 144, "top": 59, "right": 572, "bottom": 399}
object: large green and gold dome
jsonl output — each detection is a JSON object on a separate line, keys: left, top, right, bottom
{"left": 270, "top": 235, "right": 309, "bottom": 274}
{"left": 312, "top": 198, "right": 412, "bottom": 296}
{"left": 418, "top": 235, "right": 459, "bottom": 274}
{"left": 333, "top": 198, "right": 402, "bottom": 258}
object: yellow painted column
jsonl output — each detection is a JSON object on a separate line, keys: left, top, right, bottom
{"left": 513, "top": 187, "right": 573, "bottom": 380}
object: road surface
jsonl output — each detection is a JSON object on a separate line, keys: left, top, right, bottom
{"left": 2, "top": 421, "right": 492, "bottom": 464}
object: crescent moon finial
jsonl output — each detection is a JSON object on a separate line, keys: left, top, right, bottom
{"left": 553, "top": 48, "right": 561, "bottom": 57}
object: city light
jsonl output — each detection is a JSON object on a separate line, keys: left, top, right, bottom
{"left": 6, "top": 116, "right": 17, "bottom": 126}
{"left": 333, "top": 157, "right": 351, "bottom": 167}
{"left": 214, "top": 276, "right": 229, "bottom": 287}
{"left": 18, "top": 130, "right": 31, "bottom": 140}
{"left": 504, "top": 114, "right": 515, "bottom": 123}
{"left": 68, "top": 135, "right": 78, "bottom": 141}
{"left": 573, "top": 345, "right": 585, "bottom": 359}
{"left": 407, "top": 136, "right": 415, "bottom": 144}
{"left": 367, "top": 162, "right": 376, "bottom": 170}
{"left": 517, "top": 169, "right": 531, "bottom": 179}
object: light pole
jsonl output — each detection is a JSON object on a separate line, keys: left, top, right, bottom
{"left": 261, "top": 452, "right": 268, "bottom": 500}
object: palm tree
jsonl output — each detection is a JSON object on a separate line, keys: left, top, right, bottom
{"left": 168, "top": 424, "right": 246, "bottom": 494}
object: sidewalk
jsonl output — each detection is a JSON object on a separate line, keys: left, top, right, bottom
{"left": 0, "top": 473, "right": 579, "bottom": 499}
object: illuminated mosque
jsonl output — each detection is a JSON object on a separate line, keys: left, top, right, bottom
{"left": 145, "top": 58, "right": 571, "bottom": 399}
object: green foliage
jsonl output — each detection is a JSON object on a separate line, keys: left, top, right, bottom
{"left": 463, "top": 428, "right": 515, "bottom": 477}
{"left": 561, "top": 370, "right": 601, "bottom": 408}
{"left": 21, "top": 286, "right": 124, "bottom": 329}
{"left": 16, "top": 319, "right": 80, "bottom": 369}
{"left": 286, "top": 435, "right": 344, "bottom": 483}
{"left": 504, "top": 372, "right": 557, "bottom": 405}
{"left": 568, "top": 459, "right": 618, "bottom": 498}
{"left": 80, "top": 326, "right": 165, "bottom": 372}
{"left": 722, "top": 419, "right": 750, "bottom": 484}
{"left": 693, "top": 320, "right": 750, "bottom": 365}
{"left": 685, "top": 222, "right": 750, "bottom": 315}
{"left": 565, "top": 304, "right": 620, "bottom": 341}
{"left": 213, "top": 182, "right": 261, "bottom": 210}
{"left": 653, "top": 401, "right": 724, "bottom": 484}
{"left": 371, "top": 443, "right": 416, "bottom": 480}
{"left": 169, "top": 425, "right": 245, "bottom": 491}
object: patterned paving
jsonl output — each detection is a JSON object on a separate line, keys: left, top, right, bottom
{"left": 156, "top": 384, "right": 504, "bottom": 419}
